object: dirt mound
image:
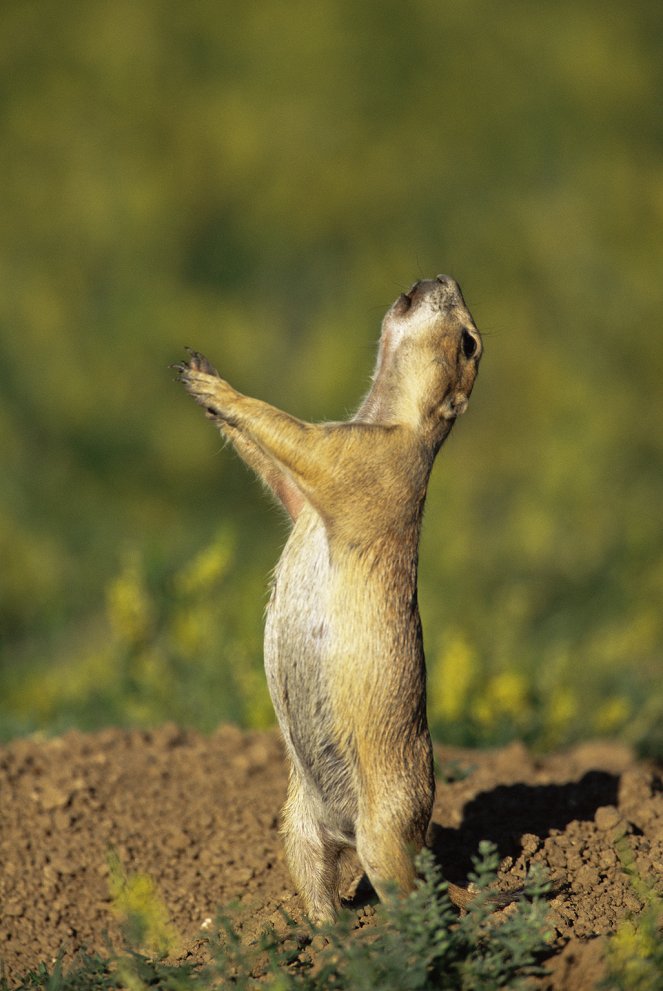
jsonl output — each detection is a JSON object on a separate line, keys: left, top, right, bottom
{"left": 1, "top": 725, "right": 661, "bottom": 990}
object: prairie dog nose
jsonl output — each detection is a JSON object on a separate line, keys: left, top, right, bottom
{"left": 435, "top": 273, "right": 461, "bottom": 295}
{"left": 435, "top": 273, "right": 466, "bottom": 309}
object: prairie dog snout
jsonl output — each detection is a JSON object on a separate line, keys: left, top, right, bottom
{"left": 174, "top": 276, "right": 482, "bottom": 921}
{"left": 391, "top": 273, "right": 468, "bottom": 316}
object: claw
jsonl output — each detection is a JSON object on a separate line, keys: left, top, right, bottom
{"left": 176, "top": 347, "right": 218, "bottom": 377}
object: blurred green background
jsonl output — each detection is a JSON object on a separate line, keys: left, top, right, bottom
{"left": 1, "top": 0, "right": 661, "bottom": 752}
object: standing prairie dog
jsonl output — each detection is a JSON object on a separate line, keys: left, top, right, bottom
{"left": 174, "top": 275, "right": 482, "bottom": 922}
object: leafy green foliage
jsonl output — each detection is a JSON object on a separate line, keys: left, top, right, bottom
{"left": 0, "top": 529, "right": 271, "bottom": 737}
{"left": 1, "top": 844, "right": 553, "bottom": 991}
{"left": 1, "top": 948, "right": 198, "bottom": 991}
{"left": 0, "top": 0, "right": 662, "bottom": 752}
{"left": 603, "top": 907, "right": 663, "bottom": 991}
{"left": 601, "top": 836, "right": 663, "bottom": 991}
{"left": 107, "top": 851, "right": 181, "bottom": 959}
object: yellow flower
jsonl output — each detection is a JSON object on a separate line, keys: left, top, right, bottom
{"left": 593, "top": 696, "right": 631, "bottom": 735}
{"left": 108, "top": 853, "right": 180, "bottom": 957}
{"left": 106, "top": 554, "right": 154, "bottom": 648}
{"left": 607, "top": 915, "right": 661, "bottom": 991}
{"left": 548, "top": 687, "right": 577, "bottom": 727}
{"left": 473, "top": 671, "right": 530, "bottom": 728}
{"left": 170, "top": 603, "right": 213, "bottom": 659}
{"left": 429, "top": 633, "right": 477, "bottom": 722}
{"left": 174, "top": 528, "right": 234, "bottom": 598}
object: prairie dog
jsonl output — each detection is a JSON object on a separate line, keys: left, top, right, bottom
{"left": 174, "top": 275, "right": 482, "bottom": 922}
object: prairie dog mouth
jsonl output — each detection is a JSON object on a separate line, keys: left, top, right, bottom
{"left": 393, "top": 280, "right": 426, "bottom": 315}
{"left": 394, "top": 292, "right": 413, "bottom": 314}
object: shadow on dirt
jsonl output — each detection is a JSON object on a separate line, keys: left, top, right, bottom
{"left": 429, "top": 769, "right": 620, "bottom": 884}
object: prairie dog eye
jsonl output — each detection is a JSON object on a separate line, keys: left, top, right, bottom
{"left": 461, "top": 328, "right": 478, "bottom": 359}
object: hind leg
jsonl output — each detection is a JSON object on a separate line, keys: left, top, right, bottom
{"left": 356, "top": 817, "right": 422, "bottom": 904}
{"left": 281, "top": 769, "right": 343, "bottom": 924}
{"left": 355, "top": 758, "right": 434, "bottom": 906}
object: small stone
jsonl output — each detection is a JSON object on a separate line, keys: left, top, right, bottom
{"left": 623, "top": 892, "right": 642, "bottom": 912}
{"left": 595, "top": 806, "right": 621, "bottom": 831}
{"left": 38, "top": 786, "right": 70, "bottom": 811}
{"left": 3, "top": 901, "right": 24, "bottom": 918}
{"left": 546, "top": 843, "right": 567, "bottom": 868}
{"left": 599, "top": 849, "right": 617, "bottom": 870}
{"left": 574, "top": 865, "right": 599, "bottom": 891}
{"left": 53, "top": 809, "right": 72, "bottom": 830}
{"left": 167, "top": 828, "right": 190, "bottom": 851}
{"left": 521, "top": 833, "right": 539, "bottom": 855}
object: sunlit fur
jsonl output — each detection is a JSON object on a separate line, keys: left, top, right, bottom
{"left": 175, "top": 276, "right": 482, "bottom": 922}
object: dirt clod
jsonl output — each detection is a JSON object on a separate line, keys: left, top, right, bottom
{"left": 0, "top": 727, "right": 661, "bottom": 991}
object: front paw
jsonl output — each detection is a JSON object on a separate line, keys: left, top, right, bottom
{"left": 175, "top": 348, "right": 219, "bottom": 377}
{"left": 172, "top": 348, "right": 231, "bottom": 419}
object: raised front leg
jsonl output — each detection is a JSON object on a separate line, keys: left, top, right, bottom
{"left": 173, "top": 349, "right": 404, "bottom": 527}
{"left": 173, "top": 350, "right": 305, "bottom": 521}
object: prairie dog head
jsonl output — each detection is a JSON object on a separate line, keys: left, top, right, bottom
{"left": 358, "top": 275, "right": 482, "bottom": 441}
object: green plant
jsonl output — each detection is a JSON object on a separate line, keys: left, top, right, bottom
{"left": 601, "top": 836, "right": 663, "bottom": 991}
{"left": 107, "top": 852, "right": 181, "bottom": 960}
{"left": 2, "top": 843, "right": 553, "bottom": 991}
{"left": 1, "top": 948, "right": 199, "bottom": 991}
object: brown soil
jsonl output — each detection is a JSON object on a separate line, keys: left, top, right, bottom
{"left": 1, "top": 725, "right": 661, "bottom": 990}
